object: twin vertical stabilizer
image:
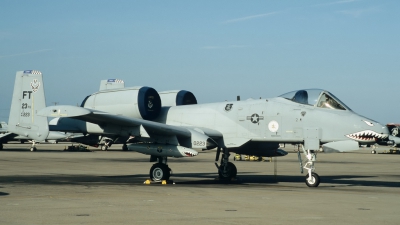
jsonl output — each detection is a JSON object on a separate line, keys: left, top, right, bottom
{"left": 8, "top": 70, "right": 49, "bottom": 141}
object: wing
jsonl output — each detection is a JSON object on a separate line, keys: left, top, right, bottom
{"left": 38, "top": 105, "right": 221, "bottom": 150}
{"left": 0, "top": 132, "right": 18, "bottom": 142}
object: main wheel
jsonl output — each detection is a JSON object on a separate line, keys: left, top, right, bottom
{"left": 101, "top": 145, "right": 108, "bottom": 151}
{"left": 371, "top": 150, "right": 376, "bottom": 154}
{"left": 30, "top": 147, "right": 37, "bottom": 152}
{"left": 305, "top": 172, "right": 320, "bottom": 187}
{"left": 122, "top": 144, "right": 128, "bottom": 151}
{"left": 0, "top": 143, "right": 3, "bottom": 150}
{"left": 218, "top": 162, "right": 237, "bottom": 180}
{"left": 150, "top": 163, "right": 171, "bottom": 181}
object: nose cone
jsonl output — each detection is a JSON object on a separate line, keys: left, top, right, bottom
{"left": 380, "top": 124, "right": 390, "bottom": 138}
{"left": 346, "top": 119, "right": 389, "bottom": 143}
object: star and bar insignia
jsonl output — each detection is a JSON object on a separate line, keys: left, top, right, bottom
{"left": 247, "top": 113, "right": 264, "bottom": 124}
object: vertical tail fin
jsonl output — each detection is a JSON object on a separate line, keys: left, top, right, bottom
{"left": 0, "top": 121, "right": 7, "bottom": 131}
{"left": 99, "top": 78, "right": 125, "bottom": 91}
{"left": 8, "top": 70, "right": 49, "bottom": 141}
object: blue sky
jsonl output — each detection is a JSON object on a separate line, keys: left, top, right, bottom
{"left": 0, "top": 0, "right": 399, "bottom": 124}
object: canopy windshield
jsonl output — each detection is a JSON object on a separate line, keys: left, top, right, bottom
{"left": 279, "top": 89, "right": 352, "bottom": 111}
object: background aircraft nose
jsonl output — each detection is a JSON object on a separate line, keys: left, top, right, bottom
{"left": 380, "top": 124, "right": 390, "bottom": 137}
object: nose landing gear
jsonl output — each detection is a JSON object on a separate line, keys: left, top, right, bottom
{"left": 298, "top": 147, "right": 320, "bottom": 187}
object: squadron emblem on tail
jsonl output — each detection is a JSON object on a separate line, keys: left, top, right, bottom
{"left": 31, "top": 79, "right": 40, "bottom": 92}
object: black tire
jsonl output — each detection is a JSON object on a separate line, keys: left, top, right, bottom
{"left": 371, "top": 150, "right": 376, "bottom": 154}
{"left": 305, "top": 172, "right": 320, "bottom": 187}
{"left": 0, "top": 143, "right": 3, "bottom": 150}
{"left": 122, "top": 144, "right": 128, "bottom": 151}
{"left": 218, "top": 162, "right": 237, "bottom": 179}
{"left": 150, "top": 163, "right": 171, "bottom": 181}
{"left": 30, "top": 147, "right": 37, "bottom": 152}
{"left": 101, "top": 145, "right": 108, "bottom": 151}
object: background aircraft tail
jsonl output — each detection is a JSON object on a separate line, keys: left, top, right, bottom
{"left": 0, "top": 121, "right": 8, "bottom": 132}
{"left": 99, "top": 78, "right": 125, "bottom": 91}
{"left": 8, "top": 70, "right": 49, "bottom": 142}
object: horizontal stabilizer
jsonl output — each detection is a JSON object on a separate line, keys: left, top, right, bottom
{"left": 46, "top": 131, "right": 68, "bottom": 140}
{"left": 38, "top": 105, "right": 92, "bottom": 117}
{"left": 322, "top": 140, "right": 359, "bottom": 153}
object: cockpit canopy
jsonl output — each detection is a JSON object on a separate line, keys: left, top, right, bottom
{"left": 279, "top": 89, "right": 352, "bottom": 111}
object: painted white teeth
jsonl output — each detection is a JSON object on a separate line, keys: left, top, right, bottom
{"left": 346, "top": 130, "right": 387, "bottom": 142}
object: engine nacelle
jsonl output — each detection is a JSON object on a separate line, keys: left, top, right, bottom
{"left": 159, "top": 90, "right": 197, "bottom": 106}
{"left": 81, "top": 86, "right": 161, "bottom": 120}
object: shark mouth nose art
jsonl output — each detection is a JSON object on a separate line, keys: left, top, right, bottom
{"left": 184, "top": 151, "right": 198, "bottom": 157}
{"left": 346, "top": 130, "right": 387, "bottom": 142}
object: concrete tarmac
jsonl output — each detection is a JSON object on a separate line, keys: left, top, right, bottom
{"left": 0, "top": 143, "right": 399, "bottom": 225}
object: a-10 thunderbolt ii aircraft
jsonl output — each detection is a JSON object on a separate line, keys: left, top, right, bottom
{"left": 10, "top": 70, "right": 390, "bottom": 187}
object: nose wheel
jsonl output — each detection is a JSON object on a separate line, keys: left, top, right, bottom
{"left": 305, "top": 172, "right": 320, "bottom": 187}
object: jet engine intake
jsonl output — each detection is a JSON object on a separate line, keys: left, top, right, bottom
{"left": 159, "top": 90, "right": 197, "bottom": 106}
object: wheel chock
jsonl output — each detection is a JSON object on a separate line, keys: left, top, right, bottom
{"left": 161, "top": 180, "right": 174, "bottom": 185}
{"left": 144, "top": 179, "right": 151, "bottom": 185}
{"left": 143, "top": 180, "right": 175, "bottom": 185}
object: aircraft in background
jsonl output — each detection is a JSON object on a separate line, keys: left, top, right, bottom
{"left": 0, "top": 121, "right": 7, "bottom": 133}
{"left": 2, "top": 72, "right": 83, "bottom": 151}
{"left": 387, "top": 123, "right": 400, "bottom": 145}
{"left": 374, "top": 123, "right": 400, "bottom": 152}
{"left": 0, "top": 128, "right": 71, "bottom": 151}
{"left": 10, "top": 70, "right": 390, "bottom": 187}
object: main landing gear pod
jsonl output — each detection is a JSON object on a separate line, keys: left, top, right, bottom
{"left": 127, "top": 144, "right": 198, "bottom": 182}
